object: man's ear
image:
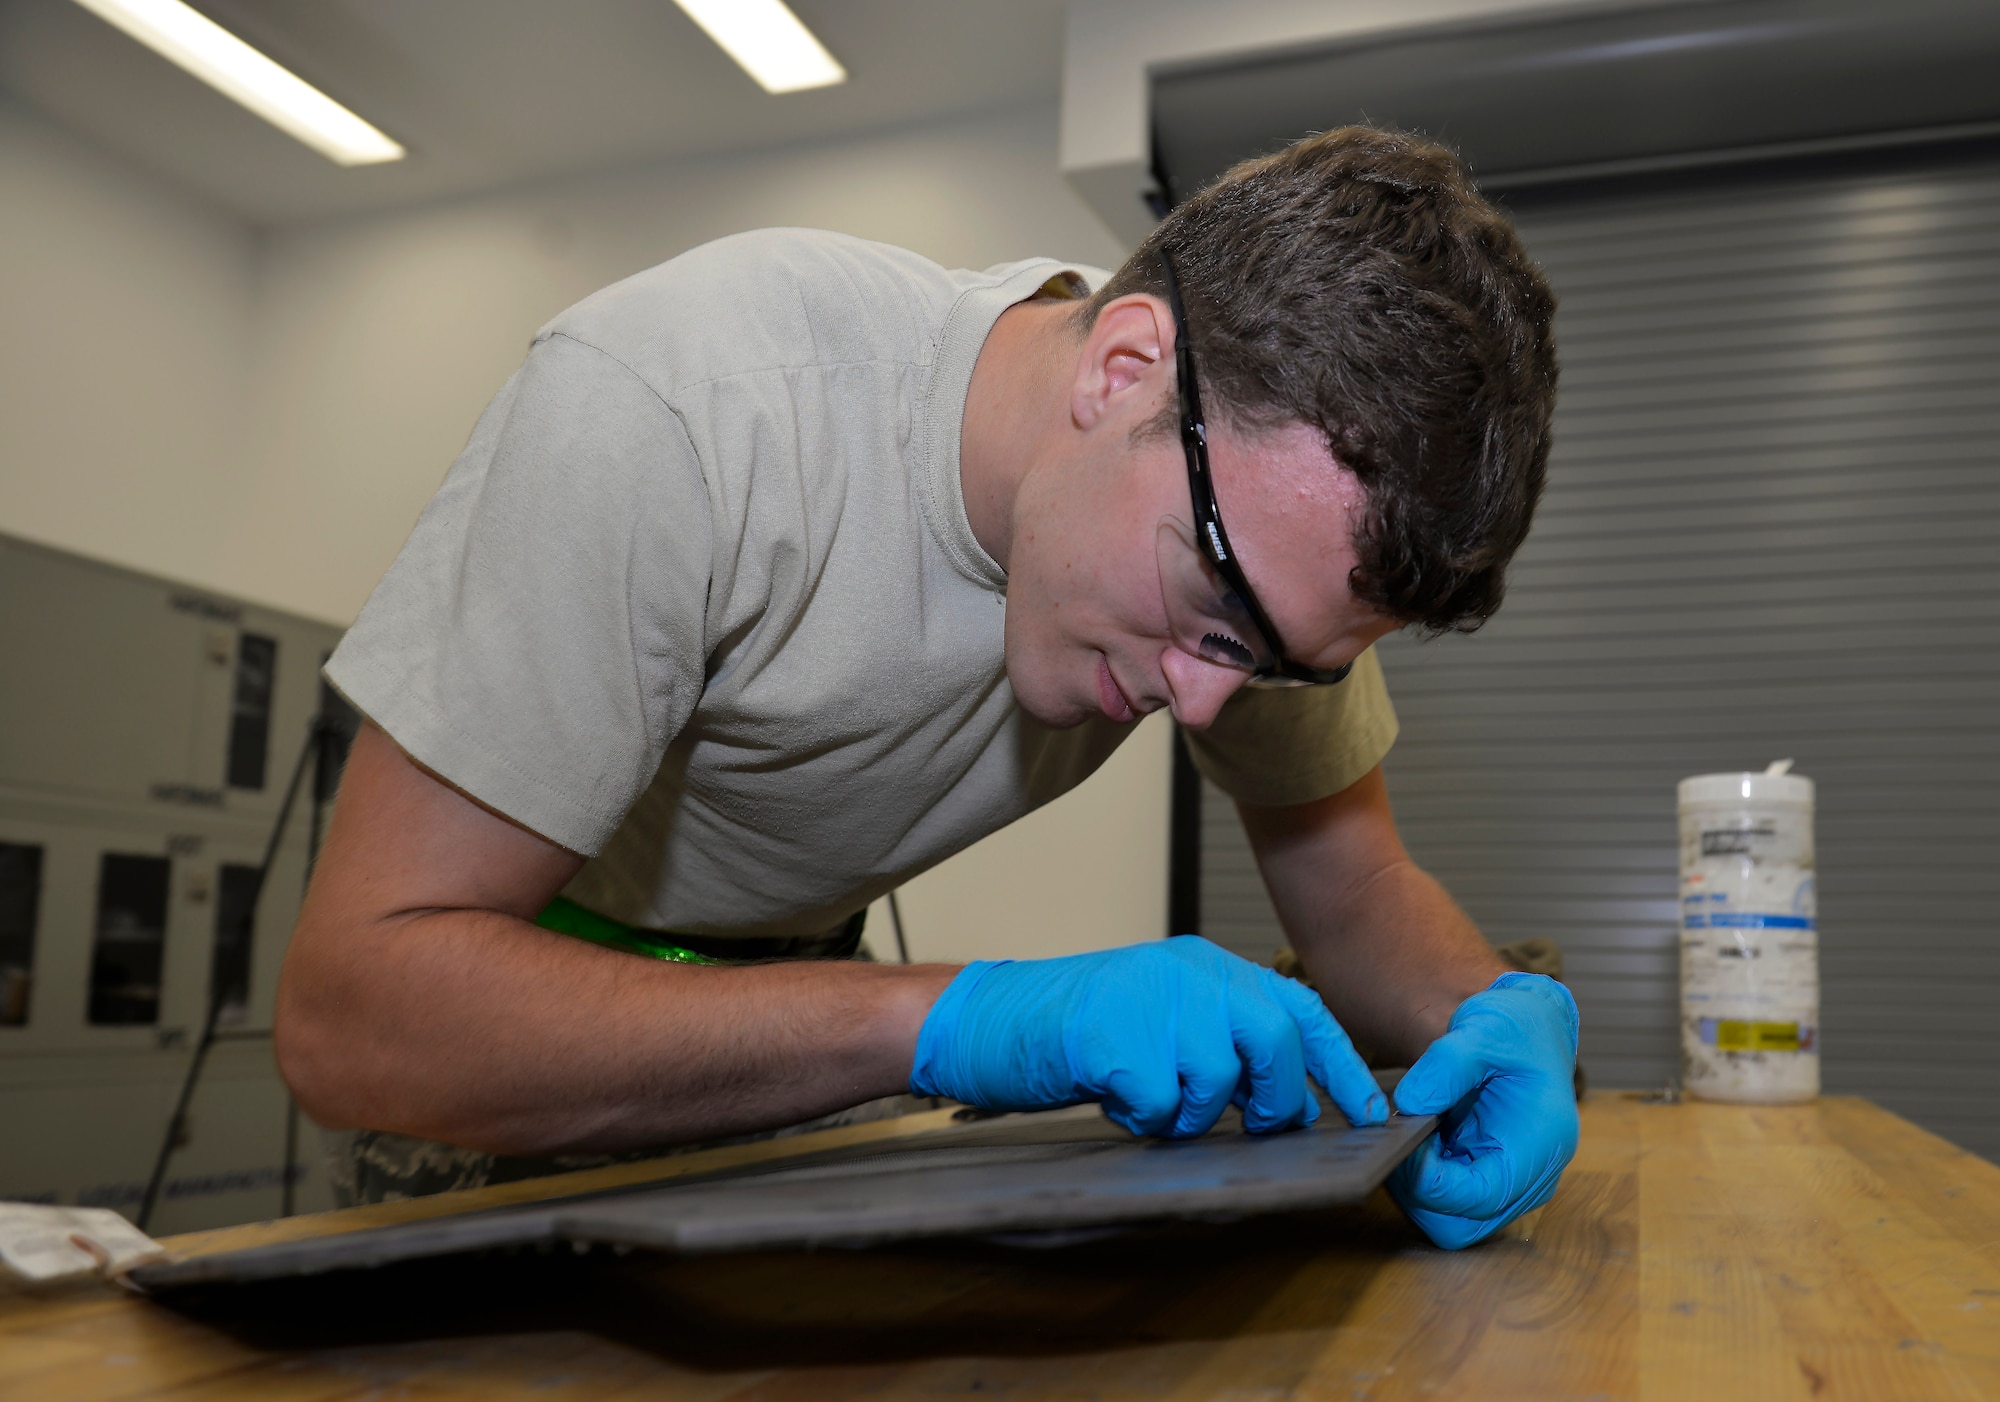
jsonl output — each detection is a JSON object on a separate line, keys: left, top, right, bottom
{"left": 1070, "top": 295, "right": 1172, "bottom": 431}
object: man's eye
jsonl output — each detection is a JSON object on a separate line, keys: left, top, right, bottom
{"left": 1199, "top": 632, "right": 1256, "bottom": 669}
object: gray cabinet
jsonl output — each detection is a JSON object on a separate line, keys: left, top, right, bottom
{"left": 0, "top": 532, "right": 345, "bottom": 1226}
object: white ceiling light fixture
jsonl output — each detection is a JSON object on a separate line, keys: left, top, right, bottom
{"left": 69, "top": 0, "right": 404, "bottom": 166}
{"left": 672, "top": 0, "right": 847, "bottom": 94}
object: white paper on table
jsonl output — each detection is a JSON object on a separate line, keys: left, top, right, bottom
{"left": 0, "top": 1202, "right": 165, "bottom": 1283}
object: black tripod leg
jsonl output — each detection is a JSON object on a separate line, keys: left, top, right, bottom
{"left": 136, "top": 719, "right": 319, "bottom": 1233}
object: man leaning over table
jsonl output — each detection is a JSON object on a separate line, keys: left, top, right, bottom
{"left": 275, "top": 127, "right": 1579, "bottom": 1248}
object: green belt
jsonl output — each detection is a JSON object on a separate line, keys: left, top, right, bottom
{"left": 534, "top": 897, "right": 870, "bottom": 966}
{"left": 533, "top": 895, "right": 719, "bottom": 965}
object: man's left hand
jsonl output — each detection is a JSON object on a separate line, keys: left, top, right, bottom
{"left": 1388, "top": 972, "right": 1580, "bottom": 1249}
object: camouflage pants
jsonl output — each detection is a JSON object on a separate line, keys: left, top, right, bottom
{"left": 323, "top": 1094, "right": 935, "bottom": 1207}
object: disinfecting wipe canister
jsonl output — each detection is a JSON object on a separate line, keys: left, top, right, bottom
{"left": 1677, "top": 760, "right": 1819, "bottom": 1103}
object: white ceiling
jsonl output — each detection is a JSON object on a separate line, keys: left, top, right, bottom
{"left": 0, "top": 0, "right": 1067, "bottom": 226}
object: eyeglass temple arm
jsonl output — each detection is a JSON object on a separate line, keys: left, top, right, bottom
{"left": 1160, "top": 252, "right": 1353, "bottom": 687}
{"left": 1159, "top": 251, "right": 1294, "bottom": 655}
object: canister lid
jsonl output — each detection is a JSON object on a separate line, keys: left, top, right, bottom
{"left": 1679, "top": 761, "right": 1814, "bottom": 807}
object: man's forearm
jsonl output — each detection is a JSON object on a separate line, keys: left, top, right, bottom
{"left": 1288, "top": 859, "right": 1504, "bottom": 1064}
{"left": 277, "top": 723, "right": 961, "bottom": 1156}
{"left": 1238, "top": 768, "right": 1505, "bottom": 1066}
{"left": 276, "top": 906, "right": 957, "bottom": 1156}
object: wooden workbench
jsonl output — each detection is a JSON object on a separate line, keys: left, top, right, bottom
{"left": 5, "top": 1093, "right": 1997, "bottom": 1400}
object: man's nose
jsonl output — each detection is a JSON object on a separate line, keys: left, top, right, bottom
{"left": 1159, "top": 646, "right": 1253, "bottom": 730}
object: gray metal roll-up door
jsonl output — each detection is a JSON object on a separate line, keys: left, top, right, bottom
{"left": 1199, "top": 149, "right": 2000, "bottom": 1160}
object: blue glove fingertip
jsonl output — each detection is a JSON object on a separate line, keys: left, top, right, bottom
{"left": 1392, "top": 1069, "right": 1439, "bottom": 1117}
{"left": 1392, "top": 1035, "right": 1485, "bottom": 1117}
{"left": 1257, "top": 970, "right": 1381, "bottom": 1127}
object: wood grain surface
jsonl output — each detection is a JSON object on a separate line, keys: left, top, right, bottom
{"left": 4, "top": 1093, "right": 1997, "bottom": 1400}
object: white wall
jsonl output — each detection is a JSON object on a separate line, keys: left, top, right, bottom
{"left": 235, "top": 101, "right": 1128, "bottom": 627}
{"left": 0, "top": 101, "right": 257, "bottom": 599}
{"left": 1, "top": 98, "right": 1133, "bottom": 628}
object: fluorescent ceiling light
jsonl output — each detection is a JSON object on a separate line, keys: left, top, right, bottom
{"left": 70, "top": 0, "right": 404, "bottom": 166}
{"left": 673, "top": 0, "right": 847, "bottom": 94}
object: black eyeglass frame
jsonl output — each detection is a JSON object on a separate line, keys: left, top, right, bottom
{"left": 1157, "top": 251, "right": 1353, "bottom": 688}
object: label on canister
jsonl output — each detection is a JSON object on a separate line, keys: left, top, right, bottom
{"left": 1678, "top": 769, "right": 1820, "bottom": 1104}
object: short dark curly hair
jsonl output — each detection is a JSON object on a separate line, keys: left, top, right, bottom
{"left": 1082, "top": 126, "right": 1558, "bottom": 634}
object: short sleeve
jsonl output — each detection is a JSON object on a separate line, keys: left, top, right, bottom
{"left": 1181, "top": 647, "right": 1399, "bottom": 807}
{"left": 324, "top": 332, "right": 712, "bottom": 856}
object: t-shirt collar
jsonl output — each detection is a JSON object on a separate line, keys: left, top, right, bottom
{"left": 918, "top": 260, "right": 1098, "bottom": 594}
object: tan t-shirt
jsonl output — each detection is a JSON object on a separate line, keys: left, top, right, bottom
{"left": 326, "top": 229, "right": 1397, "bottom": 942}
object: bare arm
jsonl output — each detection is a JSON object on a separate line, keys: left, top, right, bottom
{"left": 274, "top": 725, "right": 957, "bottom": 1156}
{"left": 1238, "top": 765, "right": 1505, "bottom": 1066}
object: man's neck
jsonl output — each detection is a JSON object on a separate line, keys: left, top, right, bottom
{"left": 960, "top": 299, "right": 1074, "bottom": 575}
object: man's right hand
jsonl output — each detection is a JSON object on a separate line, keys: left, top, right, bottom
{"left": 908, "top": 935, "right": 1388, "bottom": 1136}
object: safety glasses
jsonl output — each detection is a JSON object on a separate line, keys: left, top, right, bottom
{"left": 1155, "top": 251, "right": 1353, "bottom": 689}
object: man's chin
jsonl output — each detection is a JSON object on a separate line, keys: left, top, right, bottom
{"left": 1013, "top": 690, "right": 1096, "bottom": 730}
{"left": 1003, "top": 666, "right": 1097, "bottom": 730}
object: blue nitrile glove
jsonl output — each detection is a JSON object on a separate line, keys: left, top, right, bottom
{"left": 1389, "top": 971, "right": 1580, "bottom": 1250}
{"left": 910, "top": 936, "right": 1388, "bottom": 1137}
